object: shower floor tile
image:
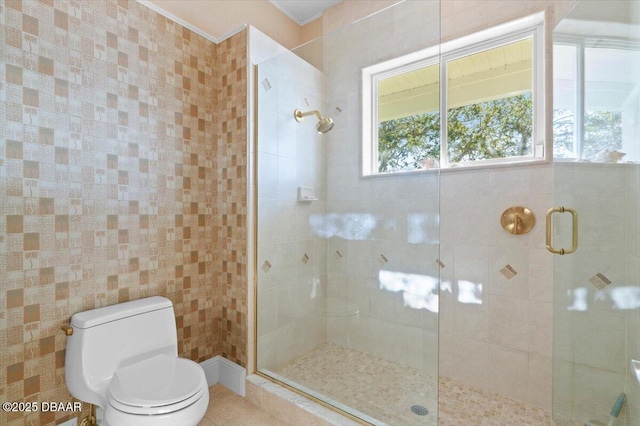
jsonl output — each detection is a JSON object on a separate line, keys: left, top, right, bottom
{"left": 438, "top": 377, "right": 553, "bottom": 426}
{"left": 274, "top": 343, "right": 553, "bottom": 426}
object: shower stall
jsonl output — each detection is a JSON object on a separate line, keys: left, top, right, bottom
{"left": 254, "top": 1, "right": 640, "bottom": 425}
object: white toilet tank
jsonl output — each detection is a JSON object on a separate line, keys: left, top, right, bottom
{"left": 65, "top": 297, "right": 179, "bottom": 409}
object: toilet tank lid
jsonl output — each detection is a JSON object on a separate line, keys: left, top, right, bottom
{"left": 71, "top": 297, "right": 173, "bottom": 329}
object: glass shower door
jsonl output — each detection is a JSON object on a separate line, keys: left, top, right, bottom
{"left": 551, "top": 1, "right": 640, "bottom": 425}
{"left": 255, "top": 2, "right": 441, "bottom": 425}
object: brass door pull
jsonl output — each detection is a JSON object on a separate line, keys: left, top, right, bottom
{"left": 545, "top": 206, "right": 578, "bottom": 255}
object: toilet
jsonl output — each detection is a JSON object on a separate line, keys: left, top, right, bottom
{"left": 64, "top": 296, "right": 209, "bottom": 426}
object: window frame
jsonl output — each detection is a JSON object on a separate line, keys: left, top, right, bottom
{"left": 552, "top": 35, "right": 637, "bottom": 161}
{"left": 551, "top": 39, "right": 583, "bottom": 160}
{"left": 362, "top": 12, "right": 547, "bottom": 176}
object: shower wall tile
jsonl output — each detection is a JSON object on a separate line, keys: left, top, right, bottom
{"left": 1, "top": 1, "right": 250, "bottom": 424}
{"left": 528, "top": 300, "right": 553, "bottom": 357}
{"left": 451, "top": 336, "right": 489, "bottom": 390}
{"left": 529, "top": 248, "right": 554, "bottom": 302}
{"left": 552, "top": 358, "right": 575, "bottom": 421}
{"left": 529, "top": 353, "right": 553, "bottom": 410}
{"left": 422, "top": 330, "right": 439, "bottom": 376}
{"left": 453, "top": 298, "right": 489, "bottom": 342}
{"left": 440, "top": 169, "right": 492, "bottom": 198}
{"left": 452, "top": 244, "right": 489, "bottom": 290}
{"left": 573, "top": 310, "right": 626, "bottom": 374}
{"left": 488, "top": 295, "right": 530, "bottom": 352}
{"left": 322, "top": 0, "right": 399, "bottom": 35}
{"left": 573, "top": 364, "right": 626, "bottom": 424}
{"left": 488, "top": 344, "right": 529, "bottom": 402}
{"left": 453, "top": 197, "right": 492, "bottom": 246}
{"left": 438, "top": 276, "right": 456, "bottom": 337}
{"left": 257, "top": 107, "right": 278, "bottom": 155}
{"left": 441, "top": 0, "right": 540, "bottom": 42}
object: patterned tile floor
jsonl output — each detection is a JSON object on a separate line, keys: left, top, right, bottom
{"left": 199, "top": 384, "right": 288, "bottom": 426}
{"left": 275, "top": 343, "right": 554, "bottom": 426}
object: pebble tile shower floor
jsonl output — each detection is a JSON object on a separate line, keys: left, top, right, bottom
{"left": 275, "top": 343, "right": 554, "bottom": 425}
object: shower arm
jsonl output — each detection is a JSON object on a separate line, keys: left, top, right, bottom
{"left": 294, "top": 109, "right": 323, "bottom": 122}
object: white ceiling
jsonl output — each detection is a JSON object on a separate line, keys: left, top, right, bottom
{"left": 269, "top": 0, "right": 343, "bottom": 25}
{"left": 378, "top": 39, "right": 534, "bottom": 121}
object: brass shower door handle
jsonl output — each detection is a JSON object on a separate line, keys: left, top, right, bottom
{"left": 545, "top": 207, "right": 578, "bottom": 255}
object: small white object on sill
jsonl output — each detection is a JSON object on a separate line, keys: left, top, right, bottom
{"left": 593, "top": 149, "right": 626, "bottom": 163}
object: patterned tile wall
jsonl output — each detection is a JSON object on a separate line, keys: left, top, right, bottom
{"left": 215, "top": 33, "right": 248, "bottom": 368}
{"left": 0, "top": 1, "right": 248, "bottom": 424}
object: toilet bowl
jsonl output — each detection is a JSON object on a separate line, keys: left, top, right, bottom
{"left": 64, "top": 297, "right": 209, "bottom": 426}
{"left": 105, "top": 354, "right": 209, "bottom": 426}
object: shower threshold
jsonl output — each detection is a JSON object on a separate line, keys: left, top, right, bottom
{"left": 260, "top": 368, "right": 387, "bottom": 426}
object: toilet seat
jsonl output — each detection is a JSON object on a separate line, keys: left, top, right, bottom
{"left": 107, "top": 354, "right": 208, "bottom": 415}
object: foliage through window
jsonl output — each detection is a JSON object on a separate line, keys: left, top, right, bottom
{"left": 362, "top": 14, "right": 546, "bottom": 175}
{"left": 447, "top": 93, "right": 533, "bottom": 162}
{"left": 378, "top": 113, "right": 439, "bottom": 173}
{"left": 378, "top": 94, "right": 533, "bottom": 173}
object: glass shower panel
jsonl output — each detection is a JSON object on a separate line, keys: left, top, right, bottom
{"left": 255, "top": 35, "right": 329, "bottom": 377}
{"left": 256, "top": 1, "right": 441, "bottom": 425}
{"left": 552, "top": 1, "right": 640, "bottom": 425}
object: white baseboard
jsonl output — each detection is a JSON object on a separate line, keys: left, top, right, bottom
{"left": 200, "top": 357, "right": 221, "bottom": 385}
{"left": 200, "top": 355, "right": 246, "bottom": 397}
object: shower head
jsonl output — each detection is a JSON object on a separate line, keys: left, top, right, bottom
{"left": 294, "top": 109, "right": 334, "bottom": 134}
{"left": 316, "top": 117, "right": 334, "bottom": 134}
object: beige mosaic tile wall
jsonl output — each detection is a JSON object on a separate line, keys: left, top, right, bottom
{"left": 215, "top": 33, "right": 248, "bottom": 368}
{"left": 0, "top": 1, "right": 248, "bottom": 424}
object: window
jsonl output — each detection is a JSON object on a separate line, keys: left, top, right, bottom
{"left": 553, "top": 38, "right": 640, "bottom": 161}
{"left": 362, "top": 13, "right": 546, "bottom": 175}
